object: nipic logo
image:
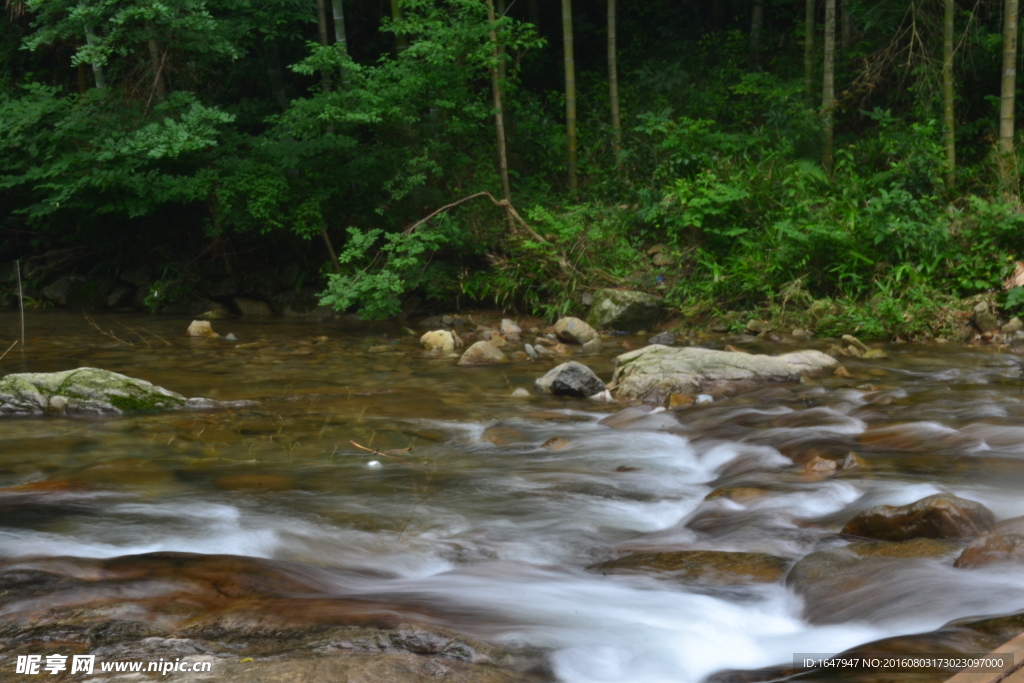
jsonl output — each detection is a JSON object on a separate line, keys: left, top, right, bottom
{"left": 15, "top": 655, "right": 94, "bottom": 675}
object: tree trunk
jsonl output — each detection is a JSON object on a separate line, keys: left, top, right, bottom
{"left": 84, "top": 28, "right": 106, "bottom": 89}
{"left": 943, "top": 0, "right": 956, "bottom": 191}
{"left": 528, "top": 0, "right": 539, "bottom": 28}
{"left": 841, "top": 0, "right": 851, "bottom": 52}
{"left": 391, "top": 0, "right": 408, "bottom": 52}
{"left": 608, "top": 0, "right": 621, "bottom": 160}
{"left": 1000, "top": 0, "right": 1018, "bottom": 160}
{"left": 265, "top": 41, "right": 288, "bottom": 111}
{"left": 496, "top": 0, "right": 507, "bottom": 81}
{"left": 146, "top": 23, "right": 166, "bottom": 101}
{"left": 315, "top": 0, "right": 333, "bottom": 92}
{"left": 749, "top": 0, "right": 764, "bottom": 68}
{"left": 332, "top": 0, "right": 347, "bottom": 47}
{"left": 804, "top": 0, "right": 815, "bottom": 106}
{"left": 562, "top": 0, "right": 577, "bottom": 192}
{"left": 822, "top": 0, "right": 835, "bottom": 174}
{"left": 487, "top": 0, "right": 513, "bottom": 229}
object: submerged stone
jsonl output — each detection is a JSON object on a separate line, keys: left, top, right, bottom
{"left": 589, "top": 550, "right": 790, "bottom": 585}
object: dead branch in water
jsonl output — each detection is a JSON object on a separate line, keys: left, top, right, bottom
{"left": 350, "top": 440, "right": 413, "bottom": 460}
{"left": 83, "top": 312, "right": 134, "bottom": 346}
{"left": 0, "top": 340, "right": 18, "bottom": 362}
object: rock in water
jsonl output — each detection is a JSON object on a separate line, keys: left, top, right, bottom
{"left": 587, "top": 288, "right": 663, "bottom": 331}
{"left": 186, "top": 320, "right": 219, "bottom": 337}
{"left": 610, "top": 345, "right": 838, "bottom": 404}
{"left": 0, "top": 368, "right": 186, "bottom": 415}
{"left": 647, "top": 331, "right": 676, "bottom": 346}
{"left": 955, "top": 516, "right": 1024, "bottom": 568}
{"left": 535, "top": 361, "right": 606, "bottom": 398}
{"left": 589, "top": 550, "right": 790, "bottom": 585}
{"left": 420, "top": 330, "right": 456, "bottom": 353}
{"left": 842, "top": 493, "right": 995, "bottom": 541}
{"left": 553, "top": 316, "right": 599, "bottom": 345}
{"left": 500, "top": 318, "right": 522, "bottom": 336}
{"left": 458, "top": 341, "right": 509, "bottom": 366}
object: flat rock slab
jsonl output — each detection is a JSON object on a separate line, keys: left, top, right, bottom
{"left": 610, "top": 345, "right": 839, "bottom": 403}
{"left": 589, "top": 550, "right": 791, "bottom": 585}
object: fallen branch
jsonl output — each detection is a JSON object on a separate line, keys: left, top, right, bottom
{"left": 350, "top": 440, "right": 412, "bottom": 460}
{"left": 0, "top": 339, "right": 17, "bottom": 362}
{"left": 83, "top": 312, "right": 133, "bottom": 346}
{"left": 403, "top": 191, "right": 549, "bottom": 245}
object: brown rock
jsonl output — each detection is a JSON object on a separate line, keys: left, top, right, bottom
{"left": 214, "top": 474, "right": 295, "bottom": 492}
{"left": 553, "top": 317, "right": 599, "bottom": 345}
{"left": 955, "top": 516, "right": 1024, "bottom": 568}
{"left": 704, "top": 487, "right": 767, "bottom": 503}
{"left": 842, "top": 494, "right": 995, "bottom": 541}
{"left": 187, "top": 320, "right": 219, "bottom": 338}
{"left": 420, "top": 330, "right": 455, "bottom": 353}
{"left": 589, "top": 550, "right": 790, "bottom": 585}
{"left": 458, "top": 341, "right": 509, "bottom": 366}
{"left": 804, "top": 455, "right": 838, "bottom": 474}
{"left": 834, "top": 365, "right": 852, "bottom": 378}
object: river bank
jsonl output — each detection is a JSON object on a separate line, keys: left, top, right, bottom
{"left": 4, "top": 310, "right": 1024, "bottom": 682}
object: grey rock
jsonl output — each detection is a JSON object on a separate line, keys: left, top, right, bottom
{"left": 648, "top": 331, "right": 676, "bottom": 346}
{"left": 207, "top": 277, "right": 240, "bottom": 298}
{"left": 587, "top": 288, "right": 663, "bottom": 331}
{"left": 106, "top": 286, "right": 134, "bottom": 309}
{"left": 500, "top": 319, "right": 521, "bottom": 336}
{"left": 1002, "top": 317, "right": 1023, "bottom": 335}
{"left": 0, "top": 368, "right": 186, "bottom": 416}
{"left": 580, "top": 338, "right": 603, "bottom": 355}
{"left": 535, "top": 361, "right": 606, "bottom": 398}
{"left": 458, "top": 341, "right": 509, "bottom": 366}
{"left": 42, "top": 275, "right": 115, "bottom": 307}
{"left": 232, "top": 297, "right": 273, "bottom": 317}
{"left": 610, "top": 345, "right": 839, "bottom": 403}
{"left": 524, "top": 344, "right": 538, "bottom": 359}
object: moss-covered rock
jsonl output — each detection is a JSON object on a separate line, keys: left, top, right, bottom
{"left": 586, "top": 289, "right": 663, "bottom": 331}
{"left": 0, "top": 367, "right": 186, "bottom": 416}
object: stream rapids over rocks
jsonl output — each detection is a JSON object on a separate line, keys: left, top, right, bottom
{"left": 5, "top": 312, "right": 1024, "bottom": 682}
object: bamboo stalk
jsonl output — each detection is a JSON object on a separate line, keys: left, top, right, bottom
{"left": 943, "top": 0, "right": 956, "bottom": 191}
{"left": 562, "top": 0, "right": 578, "bottom": 192}
{"left": 16, "top": 260, "right": 24, "bottom": 349}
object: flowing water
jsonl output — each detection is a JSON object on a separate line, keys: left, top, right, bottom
{"left": 3, "top": 311, "right": 1024, "bottom": 682}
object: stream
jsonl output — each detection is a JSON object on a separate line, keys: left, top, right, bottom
{"left": 3, "top": 311, "right": 1024, "bottom": 683}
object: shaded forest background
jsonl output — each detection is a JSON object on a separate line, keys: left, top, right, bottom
{"left": 3, "top": 0, "right": 1024, "bottom": 337}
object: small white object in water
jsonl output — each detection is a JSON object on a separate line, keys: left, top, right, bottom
{"left": 589, "top": 390, "right": 615, "bottom": 402}
{"left": 696, "top": 394, "right": 713, "bottom": 404}
{"left": 224, "top": 333, "right": 238, "bottom": 342}
{"left": 511, "top": 388, "right": 530, "bottom": 398}
{"left": 367, "top": 460, "right": 382, "bottom": 469}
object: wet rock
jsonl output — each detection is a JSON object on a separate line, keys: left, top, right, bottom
{"left": 598, "top": 405, "right": 659, "bottom": 429}
{"left": 0, "top": 552, "right": 547, "bottom": 683}
{"left": 791, "top": 328, "right": 812, "bottom": 339}
{"left": 804, "top": 455, "right": 838, "bottom": 475}
{"left": 534, "top": 362, "right": 606, "bottom": 399}
{"left": 214, "top": 474, "right": 295, "bottom": 492}
{"left": 500, "top": 319, "right": 522, "bottom": 336}
{"left": 551, "top": 343, "right": 573, "bottom": 356}
{"left": 580, "top": 338, "right": 602, "bottom": 354}
{"left": 704, "top": 487, "right": 768, "bottom": 503}
{"left": 586, "top": 288, "right": 663, "bottom": 331}
{"left": 610, "top": 346, "right": 838, "bottom": 404}
{"left": 458, "top": 341, "right": 509, "bottom": 366}
{"left": 0, "top": 368, "right": 186, "bottom": 416}
{"left": 746, "top": 320, "right": 771, "bottom": 334}
{"left": 842, "top": 494, "right": 995, "bottom": 541}
{"left": 42, "top": 275, "right": 115, "bottom": 307}
{"left": 420, "top": 330, "right": 456, "bottom": 354}
{"left": 200, "top": 306, "right": 230, "bottom": 320}
{"left": 1002, "top": 316, "right": 1023, "bottom": 335}
{"left": 955, "top": 516, "right": 1024, "bottom": 568}
{"left": 590, "top": 550, "right": 790, "bottom": 585}
{"left": 524, "top": 344, "right": 538, "bottom": 359}
{"left": 842, "top": 452, "right": 867, "bottom": 469}
{"left": 106, "top": 285, "right": 134, "bottom": 308}
{"left": 233, "top": 297, "right": 273, "bottom": 317}
{"left": 842, "top": 334, "right": 869, "bottom": 353}
{"left": 647, "top": 331, "right": 676, "bottom": 346}
{"left": 481, "top": 423, "right": 530, "bottom": 446}
{"left": 187, "top": 320, "right": 219, "bottom": 337}
{"left": 553, "top": 317, "right": 599, "bottom": 345}
{"left": 861, "top": 348, "right": 889, "bottom": 359}
{"left": 510, "top": 388, "right": 530, "bottom": 398}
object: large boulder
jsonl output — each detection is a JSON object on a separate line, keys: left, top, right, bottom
{"left": 535, "top": 361, "right": 606, "bottom": 398}
{"left": 41, "top": 275, "right": 115, "bottom": 308}
{"left": 589, "top": 550, "right": 790, "bottom": 586}
{"left": 553, "top": 317, "right": 599, "bottom": 345}
{"left": 458, "top": 341, "right": 509, "bottom": 366}
{"left": 609, "top": 345, "right": 838, "bottom": 404}
{"left": 587, "top": 288, "right": 663, "bottom": 331}
{"left": 0, "top": 368, "right": 186, "bottom": 416}
{"left": 842, "top": 494, "right": 995, "bottom": 542}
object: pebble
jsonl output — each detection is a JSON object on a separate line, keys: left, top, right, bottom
{"left": 511, "top": 388, "right": 530, "bottom": 398}
{"left": 224, "top": 333, "right": 238, "bottom": 342}
{"left": 524, "top": 344, "right": 538, "bottom": 359}
{"left": 366, "top": 460, "right": 382, "bottom": 469}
